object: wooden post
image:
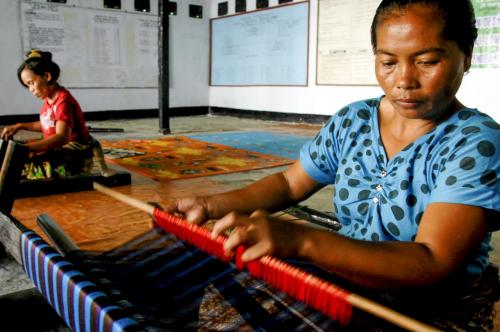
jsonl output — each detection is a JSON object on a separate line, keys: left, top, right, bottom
{"left": 158, "top": 0, "right": 170, "bottom": 134}
{"left": 0, "top": 140, "right": 28, "bottom": 214}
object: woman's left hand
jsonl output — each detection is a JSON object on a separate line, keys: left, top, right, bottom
{"left": 1, "top": 124, "right": 19, "bottom": 140}
{"left": 211, "top": 209, "right": 302, "bottom": 262}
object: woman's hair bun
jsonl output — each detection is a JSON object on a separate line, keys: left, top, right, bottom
{"left": 26, "top": 49, "right": 52, "bottom": 62}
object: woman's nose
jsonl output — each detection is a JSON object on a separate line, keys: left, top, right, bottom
{"left": 397, "top": 64, "right": 418, "bottom": 90}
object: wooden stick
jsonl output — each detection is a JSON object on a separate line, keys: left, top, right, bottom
{"left": 92, "top": 182, "right": 439, "bottom": 332}
{"left": 93, "top": 182, "right": 155, "bottom": 215}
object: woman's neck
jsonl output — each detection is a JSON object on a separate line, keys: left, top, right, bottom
{"left": 380, "top": 97, "right": 462, "bottom": 142}
{"left": 46, "top": 84, "right": 61, "bottom": 104}
{"left": 378, "top": 97, "right": 463, "bottom": 160}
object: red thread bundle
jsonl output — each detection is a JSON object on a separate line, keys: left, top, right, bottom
{"left": 153, "top": 208, "right": 352, "bottom": 325}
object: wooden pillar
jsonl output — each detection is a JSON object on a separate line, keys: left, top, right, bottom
{"left": 158, "top": 0, "right": 170, "bottom": 134}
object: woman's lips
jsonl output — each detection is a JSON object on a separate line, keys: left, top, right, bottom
{"left": 395, "top": 99, "right": 421, "bottom": 108}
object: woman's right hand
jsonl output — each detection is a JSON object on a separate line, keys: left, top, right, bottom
{"left": 1, "top": 124, "right": 19, "bottom": 140}
{"left": 164, "top": 196, "right": 211, "bottom": 225}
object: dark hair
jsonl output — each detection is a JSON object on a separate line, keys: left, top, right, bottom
{"left": 17, "top": 49, "right": 60, "bottom": 88}
{"left": 370, "top": 0, "right": 477, "bottom": 57}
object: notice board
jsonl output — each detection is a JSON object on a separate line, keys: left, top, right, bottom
{"left": 471, "top": 0, "right": 500, "bottom": 68}
{"left": 20, "top": 1, "right": 158, "bottom": 88}
{"left": 317, "top": 0, "right": 380, "bottom": 86}
{"left": 210, "top": 2, "right": 309, "bottom": 86}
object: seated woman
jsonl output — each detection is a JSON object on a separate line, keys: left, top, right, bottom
{"left": 1, "top": 49, "right": 114, "bottom": 179}
{"left": 166, "top": 0, "right": 499, "bottom": 330}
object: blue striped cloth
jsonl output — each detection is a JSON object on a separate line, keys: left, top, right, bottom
{"left": 21, "top": 231, "right": 141, "bottom": 332}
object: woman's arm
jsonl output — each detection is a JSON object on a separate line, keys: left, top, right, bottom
{"left": 1, "top": 121, "right": 42, "bottom": 139}
{"left": 24, "top": 120, "right": 71, "bottom": 152}
{"left": 167, "top": 161, "right": 325, "bottom": 224}
{"left": 213, "top": 202, "right": 489, "bottom": 290}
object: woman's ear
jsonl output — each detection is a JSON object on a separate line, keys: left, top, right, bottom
{"left": 44, "top": 72, "right": 53, "bottom": 83}
{"left": 464, "top": 54, "right": 472, "bottom": 73}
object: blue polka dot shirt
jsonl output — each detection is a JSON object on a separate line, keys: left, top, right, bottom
{"left": 300, "top": 96, "right": 500, "bottom": 275}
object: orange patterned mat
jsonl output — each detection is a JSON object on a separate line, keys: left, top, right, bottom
{"left": 101, "top": 136, "right": 293, "bottom": 181}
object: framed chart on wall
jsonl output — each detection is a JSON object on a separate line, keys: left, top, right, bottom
{"left": 316, "top": 0, "right": 380, "bottom": 85}
{"left": 20, "top": 1, "right": 158, "bottom": 88}
{"left": 210, "top": 1, "right": 309, "bottom": 86}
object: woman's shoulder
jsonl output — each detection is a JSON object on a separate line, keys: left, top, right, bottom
{"left": 437, "top": 108, "right": 499, "bottom": 140}
{"left": 334, "top": 97, "right": 381, "bottom": 119}
{"left": 326, "top": 97, "right": 381, "bottom": 135}
{"left": 55, "top": 87, "right": 79, "bottom": 106}
{"left": 427, "top": 108, "right": 499, "bottom": 176}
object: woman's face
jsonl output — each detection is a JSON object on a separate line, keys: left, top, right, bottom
{"left": 374, "top": 5, "right": 471, "bottom": 120}
{"left": 20, "top": 68, "right": 52, "bottom": 100}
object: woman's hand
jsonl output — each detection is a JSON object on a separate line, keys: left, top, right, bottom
{"left": 164, "top": 196, "right": 211, "bottom": 225}
{"left": 212, "top": 209, "right": 302, "bottom": 262}
{"left": 1, "top": 124, "right": 20, "bottom": 140}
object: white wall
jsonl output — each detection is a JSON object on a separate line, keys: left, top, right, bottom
{"left": 208, "top": 0, "right": 383, "bottom": 116}
{"left": 1, "top": 0, "right": 498, "bottom": 121}
{"left": 0, "top": 0, "right": 210, "bottom": 117}
{"left": 458, "top": 70, "right": 500, "bottom": 120}
{"left": 208, "top": 0, "right": 500, "bottom": 121}
{"left": 169, "top": 0, "right": 210, "bottom": 107}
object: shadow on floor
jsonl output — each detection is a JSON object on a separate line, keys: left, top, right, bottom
{"left": 0, "top": 288, "right": 70, "bottom": 331}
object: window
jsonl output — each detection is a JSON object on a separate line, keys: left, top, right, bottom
{"left": 47, "top": 0, "right": 67, "bottom": 3}
{"left": 235, "top": 0, "right": 246, "bottom": 13}
{"left": 168, "top": 2, "right": 177, "bottom": 16}
{"left": 218, "top": 2, "right": 228, "bottom": 16}
{"left": 103, "top": 0, "right": 121, "bottom": 9}
{"left": 278, "top": 0, "right": 293, "bottom": 4}
{"left": 134, "top": 0, "right": 150, "bottom": 12}
{"left": 256, "top": 0, "right": 268, "bottom": 9}
{"left": 189, "top": 4, "right": 203, "bottom": 19}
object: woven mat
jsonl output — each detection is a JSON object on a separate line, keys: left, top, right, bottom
{"left": 188, "top": 131, "right": 311, "bottom": 159}
{"left": 101, "top": 136, "right": 293, "bottom": 181}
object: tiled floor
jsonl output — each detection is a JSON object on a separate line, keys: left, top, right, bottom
{"left": 0, "top": 114, "right": 498, "bottom": 330}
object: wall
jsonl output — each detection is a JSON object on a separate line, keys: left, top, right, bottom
{"left": 208, "top": 0, "right": 383, "bottom": 117}
{"left": 0, "top": 0, "right": 498, "bottom": 122}
{"left": 0, "top": 0, "right": 210, "bottom": 117}
{"left": 169, "top": 0, "right": 210, "bottom": 108}
{"left": 208, "top": 0, "right": 500, "bottom": 121}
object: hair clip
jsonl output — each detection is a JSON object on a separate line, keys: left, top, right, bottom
{"left": 27, "top": 49, "right": 42, "bottom": 59}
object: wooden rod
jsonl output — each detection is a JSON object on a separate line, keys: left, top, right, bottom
{"left": 348, "top": 294, "right": 439, "bottom": 331}
{"left": 92, "top": 182, "right": 439, "bottom": 332}
{"left": 93, "top": 182, "right": 155, "bottom": 215}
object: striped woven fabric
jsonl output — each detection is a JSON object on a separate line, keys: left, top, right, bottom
{"left": 20, "top": 228, "right": 398, "bottom": 331}
{"left": 20, "top": 231, "right": 142, "bottom": 332}
{"left": 71, "top": 228, "right": 343, "bottom": 331}
{"left": 18, "top": 227, "right": 499, "bottom": 331}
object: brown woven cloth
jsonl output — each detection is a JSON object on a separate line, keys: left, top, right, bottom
{"left": 369, "top": 264, "right": 500, "bottom": 331}
{"left": 429, "top": 264, "right": 500, "bottom": 331}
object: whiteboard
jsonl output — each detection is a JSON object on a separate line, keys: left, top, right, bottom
{"left": 20, "top": 1, "right": 158, "bottom": 88}
{"left": 210, "top": 2, "right": 309, "bottom": 86}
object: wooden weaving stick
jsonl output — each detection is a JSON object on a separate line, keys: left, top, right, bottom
{"left": 93, "top": 182, "right": 439, "bottom": 332}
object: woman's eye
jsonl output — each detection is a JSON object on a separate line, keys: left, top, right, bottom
{"left": 418, "top": 60, "right": 439, "bottom": 65}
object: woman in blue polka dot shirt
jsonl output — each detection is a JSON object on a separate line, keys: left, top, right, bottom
{"left": 167, "top": 0, "right": 499, "bottom": 329}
